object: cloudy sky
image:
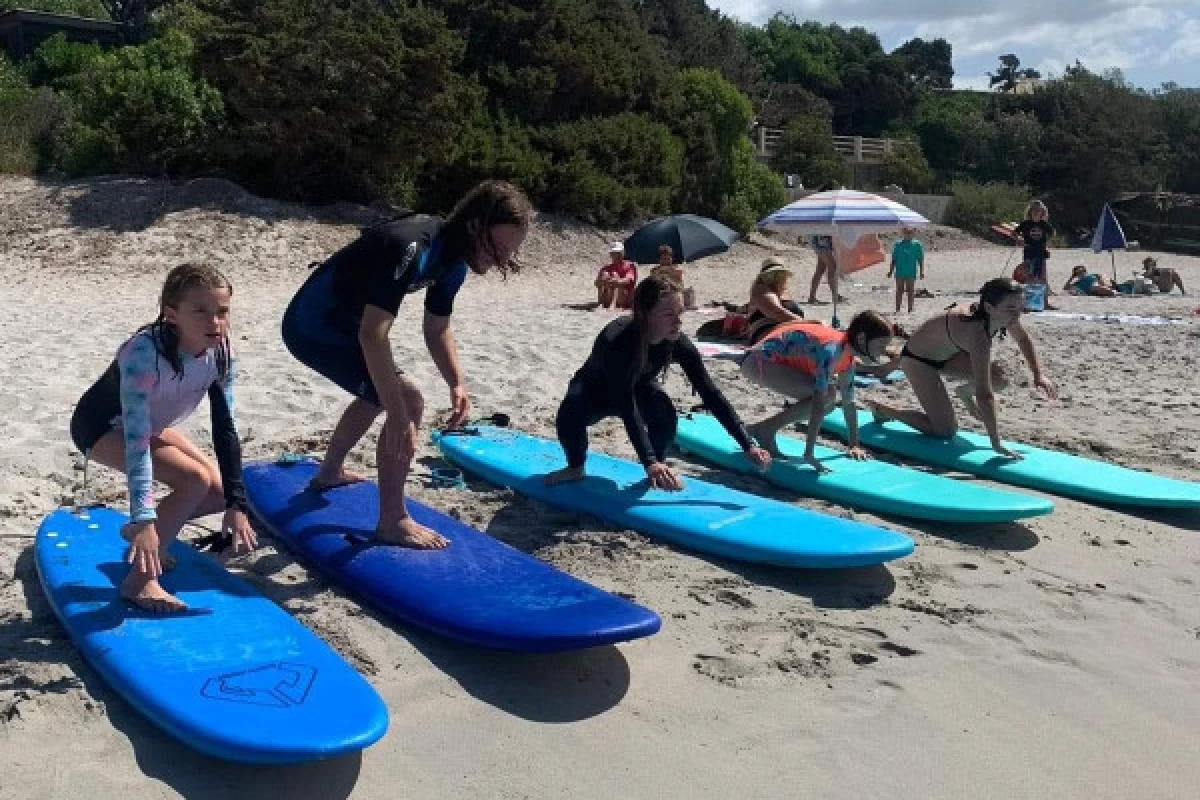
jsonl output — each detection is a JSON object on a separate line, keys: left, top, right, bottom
{"left": 708, "top": 0, "right": 1200, "bottom": 90}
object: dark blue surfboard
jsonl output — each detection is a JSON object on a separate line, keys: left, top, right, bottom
{"left": 243, "top": 459, "right": 661, "bottom": 652}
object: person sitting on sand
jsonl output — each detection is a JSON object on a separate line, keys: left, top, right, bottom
{"left": 650, "top": 245, "right": 697, "bottom": 309}
{"left": 282, "top": 180, "right": 531, "bottom": 549}
{"left": 739, "top": 312, "right": 897, "bottom": 473}
{"left": 865, "top": 278, "right": 1057, "bottom": 460}
{"left": 1142, "top": 257, "right": 1186, "bottom": 295}
{"left": 544, "top": 275, "right": 770, "bottom": 491}
{"left": 1064, "top": 265, "right": 1118, "bottom": 297}
{"left": 596, "top": 242, "right": 637, "bottom": 309}
{"left": 745, "top": 256, "right": 805, "bottom": 343}
{"left": 70, "top": 263, "right": 257, "bottom": 613}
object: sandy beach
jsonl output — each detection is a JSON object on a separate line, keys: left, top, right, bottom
{"left": 1, "top": 175, "right": 1199, "bottom": 800}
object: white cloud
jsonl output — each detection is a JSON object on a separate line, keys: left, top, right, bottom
{"left": 706, "top": 1, "right": 1199, "bottom": 89}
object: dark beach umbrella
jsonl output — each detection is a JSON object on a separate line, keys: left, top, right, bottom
{"left": 1090, "top": 203, "right": 1127, "bottom": 281}
{"left": 623, "top": 215, "right": 739, "bottom": 264}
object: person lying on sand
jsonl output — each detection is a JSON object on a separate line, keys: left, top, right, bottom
{"left": 865, "top": 278, "right": 1057, "bottom": 460}
{"left": 544, "top": 275, "right": 770, "bottom": 490}
{"left": 738, "top": 313, "right": 897, "bottom": 473}
{"left": 1064, "top": 265, "right": 1118, "bottom": 297}
{"left": 282, "top": 180, "right": 530, "bottom": 549}
{"left": 70, "top": 264, "right": 257, "bottom": 613}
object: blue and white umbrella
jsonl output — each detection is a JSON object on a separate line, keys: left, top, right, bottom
{"left": 759, "top": 189, "right": 930, "bottom": 237}
{"left": 1090, "top": 203, "right": 1127, "bottom": 281}
{"left": 759, "top": 189, "right": 930, "bottom": 324}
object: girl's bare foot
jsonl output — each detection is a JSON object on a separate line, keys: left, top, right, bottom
{"left": 120, "top": 571, "right": 188, "bottom": 614}
{"left": 745, "top": 424, "right": 785, "bottom": 458}
{"left": 543, "top": 466, "right": 585, "bottom": 486}
{"left": 308, "top": 468, "right": 367, "bottom": 491}
{"left": 375, "top": 517, "right": 449, "bottom": 549}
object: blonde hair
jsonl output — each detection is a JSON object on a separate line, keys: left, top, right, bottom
{"left": 1026, "top": 200, "right": 1049, "bottom": 220}
{"left": 754, "top": 269, "right": 789, "bottom": 295}
{"left": 140, "top": 263, "right": 234, "bottom": 381}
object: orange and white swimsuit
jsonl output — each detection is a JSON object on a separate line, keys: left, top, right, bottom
{"left": 750, "top": 321, "right": 854, "bottom": 397}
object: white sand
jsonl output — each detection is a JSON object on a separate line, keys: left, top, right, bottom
{"left": 2, "top": 176, "right": 1199, "bottom": 800}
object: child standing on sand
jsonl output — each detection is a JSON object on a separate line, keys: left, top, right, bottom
{"left": 888, "top": 228, "right": 925, "bottom": 313}
{"left": 70, "top": 264, "right": 256, "bottom": 613}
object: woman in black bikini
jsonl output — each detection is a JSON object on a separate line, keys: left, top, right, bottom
{"left": 866, "top": 278, "right": 1056, "bottom": 460}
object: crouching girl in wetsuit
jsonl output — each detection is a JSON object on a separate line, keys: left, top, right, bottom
{"left": 282, "top": 180, "right": 531, "bottom": 549}
{"left": 867, "top": 277, "right": 1057, "bottom": 460}
{"left": 70, "top": 264, "right": 256, "bottom": 613}
{"left": 545, "top": 275, "right": 771, "bottom": 491}
{"left": 739, "top": 313, "right": 898, "bottom": 474}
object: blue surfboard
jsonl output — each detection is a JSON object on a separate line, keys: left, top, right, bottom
{"left": 243, "top": 459, "right": 661, "bottom": 652}
{"left": 35, "top": 506, "right": 388, "bottom": 764}
{"left": 434, "top": 426, "right": 915, "bottom": 569}
{"left": 823, "top": 409, "right": 1200, "bottom": 509}
{"left": 676, "top": 413, "right": 1053, "bottom": 523}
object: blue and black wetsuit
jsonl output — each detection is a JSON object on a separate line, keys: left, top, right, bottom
{"left": 282, "top": 213, "right": 468, "bottom": 405}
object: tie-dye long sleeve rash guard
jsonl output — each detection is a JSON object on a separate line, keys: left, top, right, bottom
{"left": 114, "top": 331, "right": 246, "bottom": 522}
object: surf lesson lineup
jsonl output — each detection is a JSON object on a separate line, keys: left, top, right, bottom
{"left": 38, "top": 181, "right": 1200, "bottom": 762}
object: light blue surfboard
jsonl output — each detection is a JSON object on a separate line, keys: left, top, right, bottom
{"left": 35, "top": 506, "right": 388, "bottom": 764}
{"left": 434, "top": 426, "right": 914, "bottom": 569}
{"left": 675, "top": 413, "right": 1053, "bottom": 523}
{"left": 823, "top": 409, "right": 1200, "bottom": 509}
{"left": 243, "top": 459, "right": 661, "bottom": 653}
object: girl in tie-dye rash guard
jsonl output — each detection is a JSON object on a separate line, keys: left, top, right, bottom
{"left": 70, "top": 264, "right": 256, "bottom": 613}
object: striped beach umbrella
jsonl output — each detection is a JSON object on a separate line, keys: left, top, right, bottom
{"left": 759, "top": 190, "right": 930, "bottom": 324}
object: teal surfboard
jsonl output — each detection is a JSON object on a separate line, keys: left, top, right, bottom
{"left": 675, "top": 413, "right": 1053, "bottom": 523}
{"left": 434, "top": 426, "right": 914, "bottom": 569}
{"left": 823, "top": 409, "right": 1200, "bottom": 509}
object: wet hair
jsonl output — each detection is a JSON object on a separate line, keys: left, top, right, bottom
{"left": 136, "top": 263, "right": 233, "bottom": 381}
{"left": 439, "top": 180, "right": 532, "bottom": 276}
{"left": 845, "top": 310, "right": 904, "bottom": 356}
{"left": 972, "top": 277, "right": 1024, "bottom": 339}
{"left": 1025, "top": 200, "right": 1049, "bottom": 220}
{"left": 631, "top": 274, "right": 682, "bottom": 383}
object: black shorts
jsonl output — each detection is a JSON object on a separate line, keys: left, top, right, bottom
{"left": 70, "top": 361, "right": 121, "bottom": 453}
{"left": 283, "top": 260, "right": 386, "bottom": 407}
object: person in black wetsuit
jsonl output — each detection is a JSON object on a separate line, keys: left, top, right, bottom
{"left": 282, "top": 180, "right": 531, "bottom": 548}
{"left": 544, "top": 275, "right": 772, "bottom": 491}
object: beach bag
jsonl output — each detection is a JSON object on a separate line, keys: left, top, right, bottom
{"left": 1023, "top": 283, "right": 1046, "bottom": 312}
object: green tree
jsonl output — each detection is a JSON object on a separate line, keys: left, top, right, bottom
{"left": 876, "top": 143, "right": 934, "bottom": 193}
{"left": 638, "top": 0, "right": 763, "bottom": 100}
{"left": 772, "top": 112, "right": 848, "bottom": 189}
{"left": 988, "top": 53, "right": 1040, "bottom": 93}
{"left": 540, "top": 112, "right": 682, "bottom": 225}
{"left": 892, "top": 37, "right": 953, "bottom": 90}
{"left": 185, "top": 0, "right": 472, "bottom": 204}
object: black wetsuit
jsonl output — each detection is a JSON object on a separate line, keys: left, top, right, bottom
{"left": 556, "top": 317, "right": 753, "bottom": 468}
{"left": 282, "top": 213, "right": 468, "bottom": 405}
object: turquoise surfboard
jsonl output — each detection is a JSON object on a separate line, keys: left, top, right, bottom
{"left": 823, "top": 409, "right": 1200, "bottom": 509}
{"left": 675, "top": 413, "right": 1053, "bottom": 523}
{"left": 35, "top": 506, "right": 388, "bottom": 763}
{"left": 434, "top": 426, "right": 914, "bottom": 569}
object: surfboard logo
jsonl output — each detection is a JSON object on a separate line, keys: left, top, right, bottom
{"left": 201, "top": 662, "right": 317, "bottom": 708}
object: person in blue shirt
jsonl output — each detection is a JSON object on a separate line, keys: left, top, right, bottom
{"left": 283, "top": 181, "right": 531, "bottom": 549}
{"left": 888, "top": 228, "right": 925, "bottom": 313}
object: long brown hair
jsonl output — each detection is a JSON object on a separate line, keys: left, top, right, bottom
{"left": 136, "top": 263, "right": 233, "bottom": 381}
{"left": 631, "top": 274, "right": 681, "bottom": 384}
{"left": 440, "top": 180, "right": 532, "bottom": 276}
